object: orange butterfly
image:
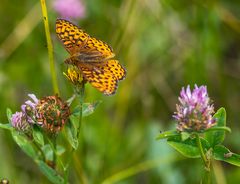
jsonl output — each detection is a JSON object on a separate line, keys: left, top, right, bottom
{"left": 56, "top": 19, "right": 126, "bottom": 95}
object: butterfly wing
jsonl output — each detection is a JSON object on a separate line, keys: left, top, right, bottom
{"left": 56, "top": 19, "right": 89, "bottom": 55}
{"left": 104, "top": 60, "right": 126, "bottom": 81}
{"left": 56, "top": 19, "right": 115, "bottom": 61}
{"left": 77, "top": 60, "right": 126, "bottom": 95}
{"left": 79, "top": 36, "right": 115, "bottom": 61}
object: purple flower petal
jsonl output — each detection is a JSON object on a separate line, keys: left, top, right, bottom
{"left": 28, "top": 94, "right": 39, "bottom": 104}
{"left": 53, "top": 0, "right": 86, "bottom": 20}
{"left": 173, "top": 84, "right": 216, "bottom": 132}
{"left": 11, "top": 111, "right": 30, "bottom": 132}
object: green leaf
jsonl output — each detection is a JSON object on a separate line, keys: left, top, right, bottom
{"left": 167, "top": 136, "right": 210, "bottom": 158}
{"left": 82, "top": 101, "right": 101, "bottom": 117}
{"left": 6, "top": 108, "right": 13, "bottom": 123}
{"left": 56, "top": 145, "right": 65, "bottom": 156}
{"left": 213, "top": 145, "right": 240, "bottom": 167}
{"left": 0, "top": 123, "right": 14, "bottom": 131}
{"left": 42, "top": 145, "right": 65, "bottom": 161}
{"left": 205, "top": 107, "right": 226, "bottom": 147}
{"left": 37, "top": 161, "right": 64, "bottom": 184}
{"left": 72, "top": 101, "right": 102, "bottom": 117}
{"left": 205, "top": 126, "right": 231, "bottom": 133}
{"left": 156, "top": 130, "right": 179, "bottom": 140}
{"left": 33, "top": 125, "right": 44, "bottom": 146}
{"left": 42, "top": 144, "right": 53, "bottom": 161}
{"left": 181, "top": 132, "right": 190, "bottom": 141}
{"left": 65, "top": 116, "right": 78, "bottom": 149}
{"left": 12, "top": 131, "right": 38, "bottom": 160}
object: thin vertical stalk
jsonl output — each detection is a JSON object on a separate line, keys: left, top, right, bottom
{"left": 33, "top": 141, "right": 46, "bottom": 162}
{"left": 40, "top": 0, "right": 59, "bottom": 94}
{"left": 195, "top": 133, "right": 211, "bottom": 183}
{"left": 63, "top": 83, "right": 85, "bottom": 184}
{"left": 195, "top": 134, "right": 208, "bottom": 167}
{"left": 27, "top": 133, "right": 46, "bottom": 161}
{"left": 76, "top": 83, "right": 85, "bottom": 139}
{"left": 74, "top": 83, "right": 85, "bottom": 183}
{"left": 212, "top": 161, "right": 226, "bottom": 184}
{"left": 53, "top": 135, "right": 57, "bottom": 168}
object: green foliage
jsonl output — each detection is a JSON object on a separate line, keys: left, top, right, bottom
{"left": 155, "top": 130, "right": 179, "bottom": 140}
{"left": 65, "top": 116, "right": 78, "bottom": 149}
{"left": 42, "top": 144, "right": 65, "bottom": 161}
{"left": 0, "top": 123, "right": 13, "bottom": 131}
{"left": 12, "top": 131, "right": 38, "bottom": 161}
{"left": 42, "top": 144, "right": 54, "bottom": 161}
{"left": 37, "top": 161, "right": 64, "bottom": 184}
{"left": 167, "top": 136, "right": 210, "bottom": 158}
{"left": 213, "top": 145, "right": 240, "bottom": 167}
{"left": 6, "top": 108, "right": 12, "bottom": 123}
{"left": 72, "top": 101, "right": 102, "bottom": 117}
{"left": 157, "top": 107, "right": 240, "bottom": 173}
{"left": 205, "top": 108, "right": 227, "bottom": 147}
{"left": 33, "top": 125, "right": 44, "bottom": 146}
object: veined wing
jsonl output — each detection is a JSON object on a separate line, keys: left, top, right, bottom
{"left": 56, "top": 19, "right": 115, "bottom": 61}
{"left": 76, "top": 60, "right": 126, "bottom": 95}
{"left": 56, "top": 19, "right": 89, "bottom": 55}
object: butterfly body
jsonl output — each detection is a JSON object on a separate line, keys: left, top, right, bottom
{"left": 56, "top": 19, "right": 126, "bottom": 95}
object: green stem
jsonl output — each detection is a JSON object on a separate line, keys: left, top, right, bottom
{"left": 212, "top": 161, "right": 226, "bottom": 184}
{"left": 76, "top": 83, "right": 85, "bottom": 139}
{"left": 63, "top": 168, "right": 69, "bottom": 184}
{"left": 195, "top": 133, "right": 211, "bottom": 183}
{"left": 40, "top": 0, "right": 59, "bottom": 94}
{"left": 195, "top": 133, "right": 209, "bottom": 169}
{"left": 26, "top": 133, "right": 45, "bottom": 161}
{"left": 32, "top": 139, "right": 46, "bottom": 162}
{"left": 46, "top": 135, "right": 58, "bottom": 169}
{"left": 53, "top": 135, "right": 57, "bottom": 167}
{"left": 63, "top": 83, "right": 85, "bottom": 183}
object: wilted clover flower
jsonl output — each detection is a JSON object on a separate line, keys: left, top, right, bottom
{"left": 11, "top": 111, "right": 30, "bottom": 132}
{"left": 52, "top": 0, "right": 85, "bottom": 20}
{"left": 173, "top": 85, "right": 216, "bottom": 132}
{"left": 36, "top": 95, "right": 70, "bottom": 133}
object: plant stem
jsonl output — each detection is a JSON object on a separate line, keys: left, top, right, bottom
{"left": 212, "top": 161, "right": 226, "bottom": 184}
{"left": 53, "top": 135, "right": 57, "bottom": 168}
{"left": 26, "top": 133, "right": 46, "bottom": 161}
{"left": 195, "top": 133, "right": 209, "bottom": 169}
{"left": 76, "top": 83, "right": 85, "bottom": 139}
{"left": 46, "top": 135, "right": 58, "bottom": 169}
{"left": 40, "top": 0, "right": 59, "bottom": 95}
{"left": 63, "top": 83, "right": 85, "bottom": 183}
{"left": 73, "top": 83, "right": 85, "bottom": 183}
{"left": 32, "top": 139, "right": 46, "bottom": 162}
{"left": 195, "top": 133, "right": 211, "bottom": 183}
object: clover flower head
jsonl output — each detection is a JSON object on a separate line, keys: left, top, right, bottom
{"left": 11, "top": 111, "right": 30, "bottom": 132}
{"left": 53, "top": 0, "right": 85, "bottom": 20}
{"left": 36, "top": 95, "right": 70, "bottom": 133}
{"left": 21, "top": 94, "right": 39, "bottom": 123}
{"left": 10, "top": 93, "right": 70, "bottom": 134}
{"left": 173, "top": 85, "right": 216, "bottom": 132}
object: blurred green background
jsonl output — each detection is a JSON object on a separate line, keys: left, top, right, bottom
{"left": 1, "top": 0, "right": 240, "bottom": 183}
